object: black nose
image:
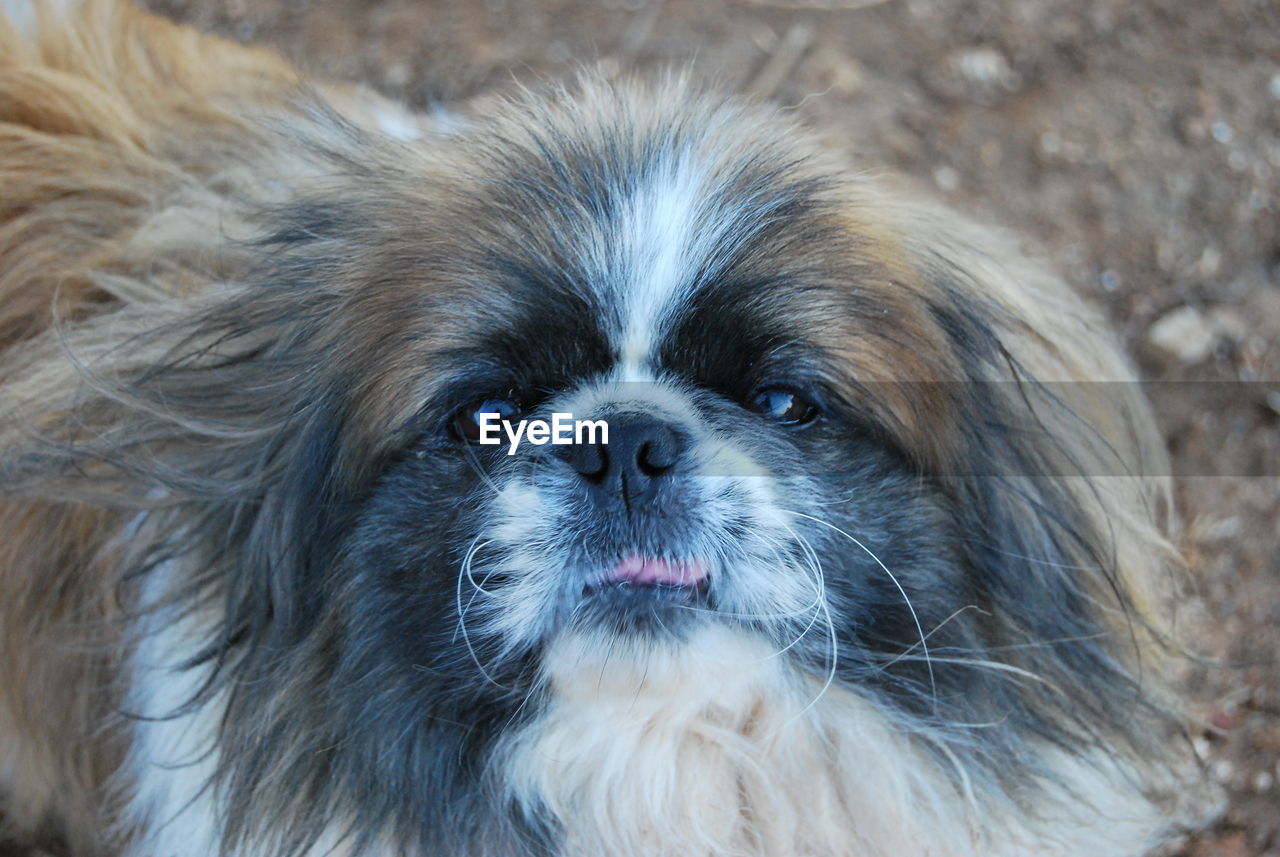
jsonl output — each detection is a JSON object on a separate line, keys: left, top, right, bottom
{"left": 563, "top": 415, "right": 683, "bottom": 509}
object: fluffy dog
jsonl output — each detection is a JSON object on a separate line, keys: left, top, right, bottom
{"left": 0, "top": 2, "right": 1214, "bottom": 855}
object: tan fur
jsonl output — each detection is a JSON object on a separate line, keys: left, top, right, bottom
{"left": 0, "top": 1, "right": 448, "bottom": 847}
{"left": 0, "top": 1, "right": 301, "bottom": 848}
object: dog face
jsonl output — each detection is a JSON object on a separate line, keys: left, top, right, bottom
{"left": 336, "top": 100, "right": 955, "bottom": 697}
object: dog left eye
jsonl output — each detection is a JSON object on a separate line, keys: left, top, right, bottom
{"left": 452, "top": 397, "right": 522, "bottom": 443}
{"left": 746, "top": 387, "right": 820, "bottom": 427}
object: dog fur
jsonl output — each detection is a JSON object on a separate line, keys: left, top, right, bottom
{"left": 0, "top": 2, "right": 1215, "bottom": 855}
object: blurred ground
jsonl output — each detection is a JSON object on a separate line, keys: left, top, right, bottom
{"left": 28, "top": 0, "right": 1280, "bottom": 853}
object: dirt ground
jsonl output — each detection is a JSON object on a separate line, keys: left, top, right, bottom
{"left": 10, "top": 0, "right": 1280, "bottom": 854}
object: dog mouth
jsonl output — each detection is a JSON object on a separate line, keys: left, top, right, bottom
{"left": 582, "top": 554, "right": 711, "bottom": 602}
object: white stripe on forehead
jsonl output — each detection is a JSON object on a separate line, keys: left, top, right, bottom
{"left": 612, "top": 155, "right": 710, "bottom": 381}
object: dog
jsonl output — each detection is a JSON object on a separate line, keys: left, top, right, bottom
{"left": 0, "top": 2, "right": 1216, "bottom": 855}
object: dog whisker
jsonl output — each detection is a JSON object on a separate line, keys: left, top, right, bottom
{"left": 783, "top": 510, "right": 937, "bottom": 712}
{"left": 454, "top": 536, "right": 509, "bottom": 690}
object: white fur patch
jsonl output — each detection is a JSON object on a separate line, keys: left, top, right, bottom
{"left": 504, "top": 625, "right": 973, "bottom": 857}
{"left": 121, "top": 578, "right": 228, "bottom": 857}
{"left": 503, "top": 624, "right": 1180, "bottom": 857}
{"left": 0, "top": 0, "right": 34, "bottom": 37}
{"left": 122, "top": 564, "right": 364, "bottom": 857}
{"left": 612, "top": 158, "right": 708, "bottom": 376}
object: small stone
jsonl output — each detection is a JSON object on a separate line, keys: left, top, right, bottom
{"left": 1146, "top": 306, "right": 1217, "bottom": 365}
{"left": 955, "top": 47, "right": 1016, "bottom": 85}
{"left": 1252, "top": 770, "right": 1274, "bottom": 792}
{"left": 945, "top": 47, "right": 1021, "bottom": 100}
{"left": 1210, "top": 706, "right": 1243, "bottom": 730}
{"left": 1212, "top": 121, "right": 1234, "bottom": 143}
{"left": 1210, "top": 758, "right": 1234, "bottom": 784}
{"left": 933, "top": 166, "right": 960, "bottom": 192}
{"left": 1195, "top": 245, "right": 1222, "bottom": 277}
{"left": 1039, "top": 130, "right": 1063, "bottom": 156}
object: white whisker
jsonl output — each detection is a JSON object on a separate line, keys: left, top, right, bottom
{"left": 878, "top": 604, "right": 981, "bottom": 669}
{"left": 783, "top": 509, "right": 938, "bottom": 710}
{"left": 453, "top": 535, "right": 507, "bottom": 689}
{"left": 751, "top": 537, "right": 825, "bottom": 662}
{"left": 750, "top": 519, "right": 839, "bottom": 738}
{"left": 781, "top": 521, "right": 839, "bottom": 721}
{"left": 879, "top": 654, "right": 1063, "bottom": 693}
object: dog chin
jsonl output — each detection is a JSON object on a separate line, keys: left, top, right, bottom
{"left": 543, "top": 622, "right": 774, "bottom": 697}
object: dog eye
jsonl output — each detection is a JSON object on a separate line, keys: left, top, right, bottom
{"left": 746, "top": 387, "right": 820, "bottom": 427}
{"left": 453, "top": 398, "right": 522, "bottom": 443}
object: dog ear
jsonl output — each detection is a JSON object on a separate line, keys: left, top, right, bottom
{"left": 913, "top": 274, "right": 1182, "bottom": 758}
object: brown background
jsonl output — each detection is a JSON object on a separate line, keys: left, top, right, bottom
{"left": 17, "top": 0, "right": 1280, "bottom": 854}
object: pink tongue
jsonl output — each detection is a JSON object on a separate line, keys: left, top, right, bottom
{"left": 608, "top": 555, "right": 707, "bottom": 587}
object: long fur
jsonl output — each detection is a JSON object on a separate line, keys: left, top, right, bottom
{"left": 0, "top": 2, "right": 1215, "bottom": 855}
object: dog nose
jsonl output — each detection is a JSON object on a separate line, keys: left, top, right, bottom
{"left": 563, "top": 415, "right": 683, "bottom": 508}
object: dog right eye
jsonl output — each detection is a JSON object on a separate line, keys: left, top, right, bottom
{"left": 452, "top": 398, "right": 522, "bottom": 443}
{"left": 745, "top": 386, "right": 820, "bottom": 428}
